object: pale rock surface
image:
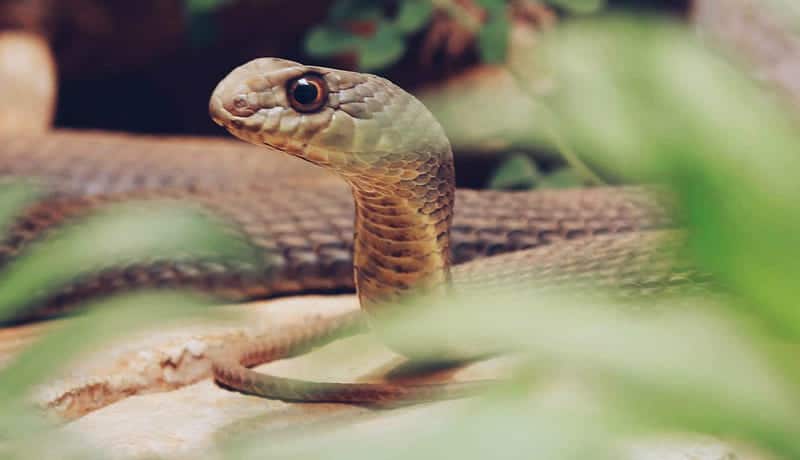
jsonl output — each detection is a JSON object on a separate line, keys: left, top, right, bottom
{"left": 0, "top": 295, "right": 768, "bottom": 460}
{"left": 0, "top": 31, "right": 56, "bottom": 134}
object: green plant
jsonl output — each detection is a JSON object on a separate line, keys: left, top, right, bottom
{"left": 306, "top": 0, "right": 605, "bottom": 71}
{"left": 0, "top": 183, "right": 255, "bottom": 455}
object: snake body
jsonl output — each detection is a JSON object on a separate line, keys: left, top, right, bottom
{"left": 204, "top": 58, "right": 703, "bottom": 404}
{"left": 0, "top": 131, "right": 672, "bottom": 323}
{"left": 0, "top": 59, "right": 698, "bottom": 405}
{"left": 0, "top": 58, "right": 698, "bottom": 405}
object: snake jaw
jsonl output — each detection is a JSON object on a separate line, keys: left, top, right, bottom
{"left": 208, "top": 92, "right": 227, "bottom": 128}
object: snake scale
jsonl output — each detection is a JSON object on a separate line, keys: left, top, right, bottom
{"left": 0, "top": 131, "right": 674, "bottom": 323}
{"left": 0, "top": 59, "right": 700, "bottom": 405}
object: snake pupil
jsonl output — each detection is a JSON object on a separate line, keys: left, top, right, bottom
{"left": 293, "top": 79, "right": 318, "bottom": 104}
{"left": 288, "top": 73, "right": 328, "bottom": 112}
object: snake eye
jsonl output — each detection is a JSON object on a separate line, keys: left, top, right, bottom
{"left": 287, "top": 73, "right": 329, "bottom": 113}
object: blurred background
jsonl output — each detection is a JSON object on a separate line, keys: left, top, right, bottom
{"left": 0, "top": 0, "right": 684, "bottom": 133}
{"left": 0, "top": 0, "right": 720, "bottom": 189}
{"left": 2, "top": 0, "right": 796, "bottom": 190}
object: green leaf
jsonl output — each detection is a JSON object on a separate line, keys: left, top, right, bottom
{"left": 488, "top": 153, "right": 541, "bottom": 190}
{"left": 477, "top": 3, "right": 509, "bottom": 64}
{"left": 305, "top": 24, "right": 360, "bottom": 57}
{"left": 547, "top": 0, "right": 606, "bottom": 14}
{"left": 183, "top": 0, "right": 229, "bottom": 14}
{"left": 0, "top": 201, "right": 257, "bottom": 322}
{"left": 537, "top": 18, "right": 800, "bottom": 339}
{"left": 0, "top": 181, "right": 40, "bottom": 235}
{"left": 765, "top": 0, "right": 800, "bottom": 31}
{"left": 187, "top": 10, "right": 218, "bottom": 48}
{"left": 538, "top": 167, "right": 585, "bottom": 189}
{"left": 357, "top": 22, "right": 406, "bottom": 71}
{"left": 474, "top": 0, "right": 506, "bottom": 9}
{"left": 329, "top": 0, "right": 383, "bottom": 22}
{"left": 394, "top": 0, "right": 434, "bottom": 34}
{"left": 377, "top": 286, "right": 800, "bottom": 459}
{"left": 0, "top": 291, "right": 216, "bottom": 409}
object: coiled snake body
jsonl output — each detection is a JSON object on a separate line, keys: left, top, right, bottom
{"left": 0, "top": 59, "right": 697, "bottom": 404}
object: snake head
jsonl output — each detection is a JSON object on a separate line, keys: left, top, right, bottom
{"left": 209, "top": 58, "right": 451, "bottom": 177}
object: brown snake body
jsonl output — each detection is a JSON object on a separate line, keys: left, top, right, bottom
{"left": 0, "top": 131, "right": 674, "bottom": 323}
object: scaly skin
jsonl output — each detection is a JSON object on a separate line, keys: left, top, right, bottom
{"left": 207, "top": 58, "right": 707, "bottom": 405}
{"left": 0, "top": 131, "right": 673, "bottom": 323}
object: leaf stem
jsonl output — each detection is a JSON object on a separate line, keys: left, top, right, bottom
{"left": 506, "top": 63, "right": 606, "bottom": 185}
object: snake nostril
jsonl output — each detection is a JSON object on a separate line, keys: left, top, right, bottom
{"left": 226, "top": 94, "right": 256, "bottom": 118}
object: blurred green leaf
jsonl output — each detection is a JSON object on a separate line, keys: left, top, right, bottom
{"left": 488, "top": 153, "right": 540, "bottom": 189}
{"left": 547, "top": 0, "right": 606, "bottom": 14}
{"left": 329, "top": 0, "right": 383, "bottom": 21}
{"left": 378, "top": 286, "right": 800, "bottom": 459}
{"left": 0, "top": 202, "right": 256, "bottom": 322}
{"left": 394, "top": 0, "right": 434, "bottom": 33}
{"left": 474, "top": 0, "right": 506, "bottom": 9}
{"left": 358, "top": 22, "right": 406, "bottom": 71}
{"left": 538, "top": 167, "right": 584, "bottom": 188}
{"left": 226, "top": 386, "right": 622, "bottom": 460}
{"left": 0, "top": 291, "right": 215, "bottom": 410}
{"left": 187, "top": 10, "right": 218, "bottom": 48}
{"left": 537, "top": 17, "right": 800, "bottom": 338}
{"left": 183, "top": 0, "right": 229, "bottom": 14}
{"left": 0, "top": 427, "right": 104, "bottom": 460}
{"left": 0, "top": 182, "right": 39, "bottom": 235}
{"left": 476, "top": 1, "right": 509, "bottom": 63}
{"left": 765, "top": 0, "right": 800, "bottom": 31}
{"left": 306, "top": 24, "right": 360, "bottom": 57}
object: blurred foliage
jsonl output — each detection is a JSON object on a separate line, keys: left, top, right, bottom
{"left": 305, "top": 0, "right": 605, "bottom": 70}
{"left": 0, "top": 199, "right": 256, "bottom": 321}
{"left": 184, "top": 0, "right": 233, "bottom": 14}
{"left": 4, "top": 8, "right": 800, "bottom": 460}
{"left": 0, "top": 182, "right": 255, "bottom": 448}
{"left": 487, "top": 153, "right": 584, "bottom": 189}
{"left": 306, "top": 0, "right": 432, "bottom": 70}
{"left": 487, "top": 152, "right": 540, "bottom": 189}
{"left": 766, "top": 0, "right": 800, "bottom": 31}
{"left": 538, "top": 17, "right": 800, "bottom": 338}
{"left": 181, "top": 0, "right": 605, "bottom": 70}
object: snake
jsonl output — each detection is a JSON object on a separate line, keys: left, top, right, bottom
{"left": 0, "top": 59, "right": 701, "bottom": 404}
{"left": 0, "top": 56, "right": 702, "bottom": 404}
{"left": 0, "top": 57, "right": 700, "bottom": 405}
{"left": 200, "top": 58, "right": 707, "bottom": 405}
{"left": 0, "top": 132, "right": 677, "bottom": 324}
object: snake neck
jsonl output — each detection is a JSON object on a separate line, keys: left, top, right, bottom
{"left": 345, "top": 154, "right": 455, "bottom": 316}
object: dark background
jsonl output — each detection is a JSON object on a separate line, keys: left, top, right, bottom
{"left": 0, "top": 0, "right": 689, "bottom": 136}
